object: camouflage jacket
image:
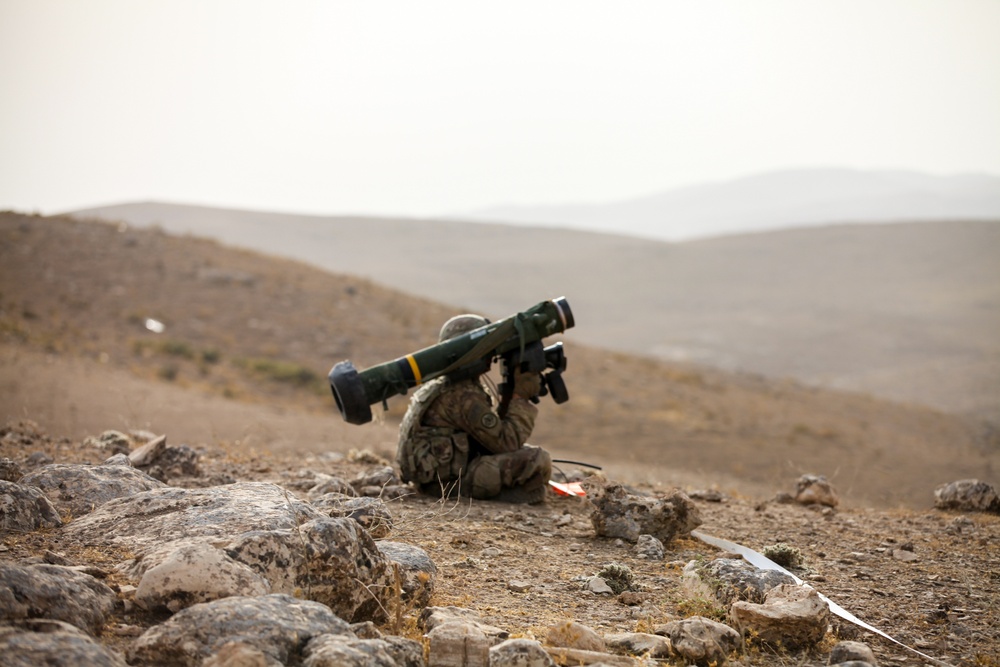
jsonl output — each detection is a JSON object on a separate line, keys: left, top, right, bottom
{"left": 396, "top": 376, "right": 538, "bottom": 485}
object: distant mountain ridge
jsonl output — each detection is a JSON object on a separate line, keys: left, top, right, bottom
{"left": 66, "top": 199, "right": 1000, "bottom": 421}
{"left": 451, "top": 168, "right": 1000, "bottom": 241}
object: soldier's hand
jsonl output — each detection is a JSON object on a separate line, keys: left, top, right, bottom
{"left": 513, "top": 370, "right": 542, "bottom": 399}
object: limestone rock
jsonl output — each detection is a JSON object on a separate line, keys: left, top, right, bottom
{"left": 201, "top": 641, "right": 279, "bottom": 667}
{"left": 729, "top": 583, "right": 831, "bottom": 649}
{"left": 829, "top": 640, "right": 878, "bottom": 665}
{"left": 489, "top": 638, "right": 555, "bottom": 666}
{"left": 934, "top": 479, "right": 1000, "bottom": 513}
{"left": 546, "top": 620, "right": 605, "bottom": 652}
{"left": 426, "top": 620, "right": 494, "bottom": 667}
{"left": 1, "top": 457, "right": 25, "bottom": 481}
{"left": 64, "top": 483, "right": 394, "bottom": 622}
{"left": 586, "top": 482, "right": 701, "bottom": 543}
{"left": 316, "top": 494, "right": 394, "bottom": 537}
{"left": 140, "top": 443, "right": 200, "bottom": 483}
{"left": 0, "top": 480, "right": 62, "bottom": 531}
{"left": 421, "top": 606, "right": 508, "bottom": 638}
{"left": 683, "top": 558, "right": 797, "bottom": 606}
{"left": 134, "top": 541, "right": 270, "bottom": 612}
{"left": 0, "top": 563, "right": 116, "bottom": 635}
{"left": 657, "top": 616, "right": 741, "bottom": 666}
{"left": 308, "top": 475, "right": 358, "bottom": 498}
{"left": 795, "top": 474, "right": 840, "bottom": 508}
{"left": 63, "top": 482, "right": 323, "bottom": 549}
{"left": 351, "top": 465, "right": 398, "bottom": 494}
{"left": 303, "top": 633, "right": 424, "bottom": 667}
{"left": 127, "top": 434, "right": 167, "bottom": 467}
{"left": 126, "top": 594, "right": 353, "bottom": 667}
{"left": 19, "top": 461, "right": 165, "bottom": 518}
{"left": 604, "top": 632, "right": 671, "bottom": 659}
{"left": 377, "top": 540, "right": 437, "bottom": 607}
{"left": 84, "top": 430, "right": 132, "bottom": 455}
{"left": 635, "top": 534, "right": 665, "bottom": 560}
{"left": 0, "top": 620, "right": 128, "bottom": 667}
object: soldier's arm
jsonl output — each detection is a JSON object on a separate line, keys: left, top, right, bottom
{"left": 444, "top": 385, "right": 537, "bottom": 454}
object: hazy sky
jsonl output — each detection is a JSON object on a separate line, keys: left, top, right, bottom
{"left": 2, "top": 0, "right": 999, "bottom": 219}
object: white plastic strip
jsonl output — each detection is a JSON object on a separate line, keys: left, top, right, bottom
{"left": 690, "top": 530, "right": 955, "bottom": 667}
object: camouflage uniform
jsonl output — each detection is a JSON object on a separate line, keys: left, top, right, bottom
{"left": 396, "top": 375, "right": 552, "bottom": 502}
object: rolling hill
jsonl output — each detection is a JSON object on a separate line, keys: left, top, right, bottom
{"left": 2, "top": 211, "right": 998, "bottom": 510}
{"left": 68, "top": 201, "right": 1000, "bottom": 420}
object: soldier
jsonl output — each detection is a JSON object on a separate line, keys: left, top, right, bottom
{"left": 396, "top": 314, "right": 552, "bottom": 504}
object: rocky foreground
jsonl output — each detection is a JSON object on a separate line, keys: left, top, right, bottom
{"left": 1, "top": 419, "right": 998, "bottom": 667}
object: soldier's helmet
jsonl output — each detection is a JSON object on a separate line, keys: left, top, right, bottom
{"left": 439, "top": 314, "right": 490, "bottom": 342}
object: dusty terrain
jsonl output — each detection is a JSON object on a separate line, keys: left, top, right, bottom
{"left": 1, "top": 211, "right": 999, "bottom": 665}
{"left": 71, "top": 201, "right": 1000, "bottom": 419}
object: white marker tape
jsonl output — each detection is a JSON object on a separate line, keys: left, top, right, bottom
{"left": 690, "top": 530, "right": 955, "bottom": 667}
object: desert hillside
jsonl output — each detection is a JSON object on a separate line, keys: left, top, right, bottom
{"left": 2, "top": 211, "right": 997, "bottom": 510}
{"left": 70, "top": 201, "right": 1000, "bottom": 420}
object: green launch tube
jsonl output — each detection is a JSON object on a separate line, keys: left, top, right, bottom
{"left": 329, "top": 296, "right": 574, "bottom": 425}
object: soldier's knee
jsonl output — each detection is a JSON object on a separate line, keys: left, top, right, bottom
{"left": 465, "top": 457, "right": 502, "bottom": 499}
{"left": 530, "top": 446, "right": 552, "bottom": 479}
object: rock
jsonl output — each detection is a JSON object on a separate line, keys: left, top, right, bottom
{"left": 0, "top": 480, "right": 62, "bottom": 530}
{"left": 892, "top": 548, "right": 919, "bottom": 562}
{"left": 546, "top": 620, "right": 605, "bottom": 652}
{"left": 729, "top": 583, "right": 831, "bottom": 649}
{"left": 127, "top": 434, "right": 167, "bottom": 466}
{"left": 141, "top": 444, "right": 200, "bottom": 482}
{"left": 377, "top": 540, "right": 437, "bottom": 607}
{"left": 1, "top": 457, "right": 25, "bottom": 481}
{"left": 586, "top": 576, "right": 615, "bottom": 595}
{"left": 426, "top": 620, "right": 494, "bottom": 667}
{"left": 635, "top": 534, "right": 665, "bottom": 560}
{"left": 303, "top": 634, "right": 424, "bottom": 667}
{"left": 63, "top": 482, "right": 323, "bottom": 550}
{"left": 65, "top": 483, "right": 394, "bottom": 622}
{"left": 420, "top": 606, "right": 508, "bottom": 639}
{"left": 489, "top": 638, "right": 555, "bottom": 666}
{"left": 126, "top": 594, "right": 353, "bottom": 666}
{"left": 934, "top": 479, "right": 1000, "bottom": 514}
{"left": 795, "top": 474, "right": 840, "bottom": 508}
{"left": 658, "top": 616, "right": 741, "bottom": 666}
{"left": 0, "top": 563, "right": 116, "bottom": 635}
{"left": 829, "top": 640, "right": 878, "bottom": 665}
{"left": 19, "top": 461, "right": 165, "bottom": 518}
{"left": 308, "top": 476, "right": 358, "bottom": 498}
{"left": 316, "top": 494, "right": 393, "bottom": 537}
{"left": 603, "top": 632, "right": 671, "bottom": 659}
{"left": 84, "top": 430, "right": 132, "bottom": 454}
{"left": 102, "top": 453, "right": 132, "bottom": 466}
{"left": 586, "top": 482, "right": 701, "bottom": 543}
{"left": 0, "top": 620, "right": 128, "bottom": 666}
{"left": 229, "top": 517, "right": 395, "bottom": 623}
{"left": 134, "top": 541, "right": 270, "bottom": 612}
{"left": 683, "top": 558, "right": 796, "bottom": 606}
{"left": 351, "top": 465, "right": 398, "bottom": 494}
{"left": 201, "top": 641, "right": 279, "bottom": 667}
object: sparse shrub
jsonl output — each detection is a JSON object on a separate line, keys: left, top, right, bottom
{"left": 762, "top": 543, "right": 803, "bottom": 568}
{"left": 160, "top": 340, "right": 195, "bottom": 359}
{"left": 675, "top": 595, "right": 727, "bottom": 621}
{"left": 240, "top": 357, "right": 320, "bottom": 388}
{"left": 597, "top": 561, "right": 636, "bottom": 594}
{"left": 158, "top": 363, "right": 179, "bottom": 381}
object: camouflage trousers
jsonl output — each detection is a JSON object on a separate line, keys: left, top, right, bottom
{"left": 419, "top": 445, "right": 552, "bottom": 502}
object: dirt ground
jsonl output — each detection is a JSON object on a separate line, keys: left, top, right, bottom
{"left": 2, "top": 418, "right": 998, "bottom": 666}
{"left": 1, "top": 212, "right": 999, "bottom": 665}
